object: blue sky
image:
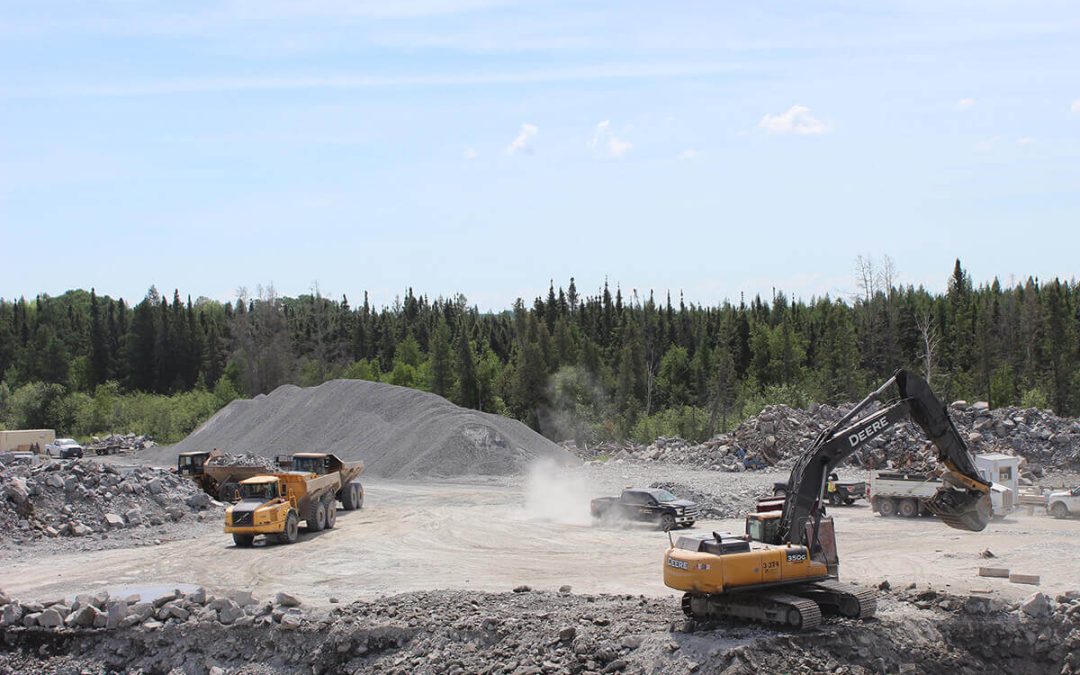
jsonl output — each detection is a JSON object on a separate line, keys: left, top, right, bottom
{"left": 1, "top": 0, "right": 1078, "bottom": 309}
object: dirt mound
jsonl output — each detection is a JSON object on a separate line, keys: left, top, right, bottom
{"left": 157, "top": 379, "right": 576, "bottom": 478}
{"left": 2, "top": 586, "right": 1077, "bottom": 674}
{"left": 0, "top": 458, "right": 220, "bottom": 555}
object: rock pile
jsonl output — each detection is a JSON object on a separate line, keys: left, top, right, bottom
{"left": 0, "top": 458, "right": 218, "bottom": 548}
{"left": 85, "top": 433, "right": 155, "bottom": 455}
{"left": 207, "top": 452, "right": 279, "bottom": 470}
{"left": 648, "top": 481, "right": 752, "bottom": 519}
{"left": 571, "top": 401, "right": 1080, "bottom": 475}
{"left": 2, "top": 586, "right": 1078, "bottom": 674}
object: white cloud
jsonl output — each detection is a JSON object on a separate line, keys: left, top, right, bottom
{"left": 678, "top": 149, "right": 699, "bottom": 160}
{"left": 588, "top": 120, "right": 633, "bottom": 158}
{"left": 1016, "top": 137, "right": 1035, "bottom": 146}
{"left": 956, "top": 97, "right": 976, "bottom": 111}
{"left": 463, "top": 146, "right": 477, "bottom": 160}
{"left": 505, "top": 123, "right": 538, "bottom": 155}
{"left": 1072, "top": 100, "right": 1080, "bottom": 113}
{"left": 975, "top": 136, "right": 1001, "bottom": 152}
{"left": 757, "top": 105, "right": 829, "bottom": 135}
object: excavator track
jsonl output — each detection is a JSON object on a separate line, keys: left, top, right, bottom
{"left": 798, "top": 580, "right": 877, "bottom": 619}
{"left": 682, "top": 592, "right": 822, "bottom": 631}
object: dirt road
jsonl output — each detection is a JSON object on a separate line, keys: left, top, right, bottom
{"left": 5, "top": 477, "right": 1078, "bottom": 606}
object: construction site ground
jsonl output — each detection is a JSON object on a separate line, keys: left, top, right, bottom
{"left": 5, "top": 463, "right": 1079, "bottom": 608}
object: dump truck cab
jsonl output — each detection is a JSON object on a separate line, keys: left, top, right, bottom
{"left": 177, "top": 450, "right": 212, "bottom": 476}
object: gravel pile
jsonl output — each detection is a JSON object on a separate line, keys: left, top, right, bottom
{"left": 570, "top": 401, "right": 1080, "bottom": 476}
{"left": 2, "top": 585, "right": 1077, "bottom": 674}
{"left": 0, "top": 458, "right": 220, "bottom": 555}
{"left": 647, "top": 481, "right": 752, "bottom": 519}
{"left": 158, "top": 379, "right": 577, "bottom": 478}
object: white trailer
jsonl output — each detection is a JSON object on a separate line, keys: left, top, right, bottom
{"left": 869, "top": 471, "right": 1014, "bottom": 519}
{"left": 0, "top": 429, "right": 55, "bottom": 453}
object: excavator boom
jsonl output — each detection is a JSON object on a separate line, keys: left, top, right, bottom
{"left": 777, "top": 369, "right": 992, "bottom": 546}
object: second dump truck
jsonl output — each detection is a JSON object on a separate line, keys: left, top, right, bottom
{"left": 224, "top": 465, "right": 362, "bottom": 547}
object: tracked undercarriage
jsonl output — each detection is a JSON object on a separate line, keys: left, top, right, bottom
{"left": 681, "top": 580, "right": 877, "bottom": 631}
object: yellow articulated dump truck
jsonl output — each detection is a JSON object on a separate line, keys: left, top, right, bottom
{"left": 224, "top": 468, "right": 351, "bottom": 547}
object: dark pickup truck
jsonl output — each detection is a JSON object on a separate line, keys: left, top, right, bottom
{"left": 591, "top": 488, "right": 700, "bottom": 530}
{"left": 772, "top": 473, "right": 866, "bottom": 506}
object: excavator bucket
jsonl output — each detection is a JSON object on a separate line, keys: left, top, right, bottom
{"left": 925, "top": 484, "right": 992, "bottom": 532}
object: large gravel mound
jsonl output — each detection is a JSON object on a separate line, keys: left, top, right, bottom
{"left": 155, "top": 380, "right": 576, "bottom": 478}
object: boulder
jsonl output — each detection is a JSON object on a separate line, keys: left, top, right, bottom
{"left": 37, "top": 607, "right": 64, "bottom": 628}
{"left": 1021, "top": 592, "right": 1052, "bottom": 618}
{"left": 104, "top": 513, "right": 125, "bottom": 529}
{"left": 186, "top": 492, "right": 212, "bottom": 509}
{"left": 275, "top": 592, "right": 301, "bottom": 608}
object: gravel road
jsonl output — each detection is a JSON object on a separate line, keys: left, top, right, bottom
{"left": 4, "top": 464, "right": 1078, "bottom": 608}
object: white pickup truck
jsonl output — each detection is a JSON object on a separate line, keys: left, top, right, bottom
{"left": 1047, "top": 486, "right": 1080, "bottom": 518}
{"left": 869, "top": 471, "right": 1014, "bottom": 519}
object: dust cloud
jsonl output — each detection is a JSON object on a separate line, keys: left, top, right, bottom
{"left": 523, "top": 459, "right": 594, "bottom": 526}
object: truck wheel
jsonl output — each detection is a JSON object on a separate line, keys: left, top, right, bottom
{"left": 278, "top": 512, "right": 299, "bottom": 544}
{"left": 829, "top": 493, "right": 843, "bottom": 506}
{"left": 232, "top": 534, "right": 254, "bottom": 548}
{"left": 341, "top": 482, "right": 361, "bottom": 510}
{"left": 1051, "top": 502, "right": 1069, "bottom": 519}
{"left": 898, "top": 499, "right": 918, "bottom": 518}
{"left": 878, "top": 498, "right": 897, "bottom": 517}
{"left": 660, "top": 514, "right": 676, "bottom": 531}
{"left": 844, "top": 498, "right": 856, "bottom": 505}
{"left": 325, "top": 500, "right": 337, "bottom": 529}
{"left": 307, "top": 503, "right": 327, "bottom": 532}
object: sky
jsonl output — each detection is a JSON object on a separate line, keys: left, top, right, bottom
{"left": 1, "top": 0, "right": 1078, "bottom": 310}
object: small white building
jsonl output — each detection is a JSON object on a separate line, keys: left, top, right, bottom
{"left": 975, "top": 453, "right": 1020, "bottom": 500}
{"left": 0, "top": 429, "right": 55, "bottom": 453}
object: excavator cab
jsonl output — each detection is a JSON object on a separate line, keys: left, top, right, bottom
{"left": 745, "top": 511, "right": 782, "bottom": 544}
{"left": 177, "top": 451, "right": 211, "bottom": 476}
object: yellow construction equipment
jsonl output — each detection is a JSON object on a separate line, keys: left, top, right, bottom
{"left": 223, "top": 464, "right": 360, "bottom": 547}
{"left": 664, "top": 369, "right": 992, "bottom": 629}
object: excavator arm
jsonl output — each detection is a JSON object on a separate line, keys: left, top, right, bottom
{"left": 776, "top": 369, "right": 992, "bottom": 546}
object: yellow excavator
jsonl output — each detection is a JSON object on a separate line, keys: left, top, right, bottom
{"left": 664, "top": 369, "right": 992, "bottom": 630}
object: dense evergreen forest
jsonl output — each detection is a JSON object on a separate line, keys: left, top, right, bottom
{"left": 1, "top": 259, "right": 1077, "bottom": 444}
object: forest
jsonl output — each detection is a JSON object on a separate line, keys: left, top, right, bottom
{"left": 0, "top": 259, "right": 1077, "bottom": 444}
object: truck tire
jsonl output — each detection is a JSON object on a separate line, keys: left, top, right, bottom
{"left": 341, "top": 482, "right": 362, "bottom": 510}
{"left": 878, "top": 498, "right": 897, "bottom": 517}
{"left": 1051, "top": 502, "right": 1069, "bottom": 519}
{"left": 232, "top": 534, "right": 254, "bottom": 548}
{"left": 660, "top": 514, "right": 676, "bottom": 531}
{"left": 844, "top": 497, "right": 856, "bottom": 505}
{"left": 307, "top": 502, "right": 327, "bottom": 532}
{"left": 278, "top": 511, "right": 299, "bottom": 544}
{"left": 898, "top": 499, "right": 918, "bottom": 518}
{"left": 829, "top": 492, "right": 843, "bottom": 506}
{"left": 325, "top": 500, "right": 337, "bottom": 529}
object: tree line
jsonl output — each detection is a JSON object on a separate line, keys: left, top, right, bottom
{"left": 0, "top": 259, "right": 1077, "bottom": 443}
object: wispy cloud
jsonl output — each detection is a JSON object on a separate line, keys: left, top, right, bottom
{"left": 463, "top": 146, "right": 478, "bottom": 160}
{"left": 975, "top": 136, "right": 1001, "bottom": 152}
{"left": 1016, "top": 137, "right": 1035, "bottom": 146}
{"left": 1072, "top": 99, "right": 1080, "bottom": 113}
{"left": 678, "top": 149, "right": 699, "bottom": 160}
{"left": 588, "top": 120, "right": 632, "bottom": 159}
{"left": 8, "top": 62, "right": 747, "bottom": 99}
{"left": 506, "top": 123, "right": 538, "bottom": 155}
{"left": 956, "top": 97, "right": 976, "bottom": 111}
{"left": 757, "top": 105, "right": 829, "bottom": 135}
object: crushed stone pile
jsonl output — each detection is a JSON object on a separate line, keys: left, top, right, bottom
{"left": 648, "top": 480, "right": 753, "bottom": 519}
{"left": 0, "top": 458, "right": 220, "bottom": 552}
{"left": 570, "top": 401, "right": 1080, "bottom": 476}
{"left": 2, "top": 585, "right": 1077, "bottom": 674}
{"left": 159, "top": 379, "right": 577, "bottom": 478}
{"left": 206, "top": 452, "right": 279, "bottom": 470}
{"left": 85, "top": 433, "right": 155, "bottom": 454}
